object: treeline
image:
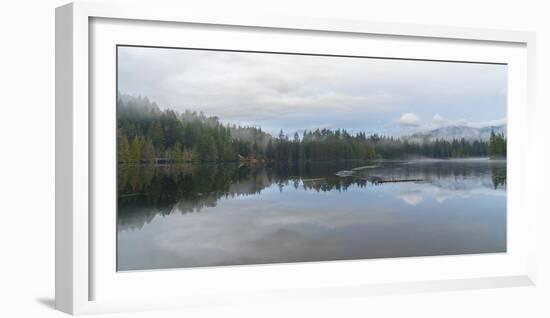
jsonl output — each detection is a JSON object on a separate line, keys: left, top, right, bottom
{"left": 117, "top": 94, "right": 505, "bottom": 163}
{"left": 117, "top": 94, "right": 269, "bottom": 163}
{"left": 268, "top": 129, "right": 491, "bottom": 162}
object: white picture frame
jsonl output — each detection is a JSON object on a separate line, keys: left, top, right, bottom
{"left": 56, "top": 1, "right": 538, "bottom": 315}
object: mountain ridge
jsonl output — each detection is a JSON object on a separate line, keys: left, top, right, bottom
{"left": 405, "top": 124, "right": 506, "bottom": 143}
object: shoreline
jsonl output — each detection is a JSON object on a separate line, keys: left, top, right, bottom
{"left": 117, "top": 157, "right": 507, "bottom": 166}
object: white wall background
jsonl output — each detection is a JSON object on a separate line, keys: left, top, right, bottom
{"left": 0, "top": 0, "right": 548, "bottom": 317}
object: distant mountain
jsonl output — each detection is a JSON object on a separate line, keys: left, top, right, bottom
{"left": 406, "top": 124, "right": 506, "bottom": 143}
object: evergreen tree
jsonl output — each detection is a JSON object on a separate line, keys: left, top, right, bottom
{"left": 130, "top": 136, "right": 142, "bottom": 163}
{"left": 119, "top": 135, "right": 132, "bottom": 163}
{"left": 148, "top": 121, "right": 165, "bottom": 150}
{"left": 173, "top": 141, "right": 184, "bottom": 162}
{"left": 141, "top": 138, "right": 155, "bottom": 163}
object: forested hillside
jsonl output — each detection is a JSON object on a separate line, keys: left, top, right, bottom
{"left": 117, "top": 94, "right": 506, "bottom": 163}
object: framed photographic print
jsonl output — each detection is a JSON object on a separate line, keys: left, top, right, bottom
{"left": 56, "top": 2, "right": 538, "bottom": 315}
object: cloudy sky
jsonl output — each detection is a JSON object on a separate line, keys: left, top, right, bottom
{"left": 118, "top": 46, "right": 507, "bottom": 136}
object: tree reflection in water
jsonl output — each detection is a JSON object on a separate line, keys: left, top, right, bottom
{"left": 118, "top": 160, "right": 506, "bottom": 231}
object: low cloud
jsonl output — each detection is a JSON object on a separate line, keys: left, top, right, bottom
{"left": 434, "top": 117, "right": 506, "bottom": 129}
{"left": 432, "top": 114, "right": 448, "bottom": 125}
{"left": 466, "top": 118, "right": 506, "bottom": 128}
{"left": 398, "top": 113, "right": 421, "bottom": 127}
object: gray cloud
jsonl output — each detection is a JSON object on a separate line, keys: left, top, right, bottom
{"left": 432, "top": 114, "right": 447, "bottom": 125}
{"left": 118, "top": 46, "right": 507, "bottom": 136}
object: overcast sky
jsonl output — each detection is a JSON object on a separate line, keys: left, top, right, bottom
{"left": 118, "top": 46, "right": 507, "bottom": 136}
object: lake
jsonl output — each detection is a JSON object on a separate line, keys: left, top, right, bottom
{"left": 117, "top": 159, "right": 506, "bottom": 271}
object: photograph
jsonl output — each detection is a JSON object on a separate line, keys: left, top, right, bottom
{"left": 116, "top": 46, "right": 507, "bottom": 271}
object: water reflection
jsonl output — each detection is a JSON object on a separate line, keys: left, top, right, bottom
{"left": 117, "top": 159, "right": 506, "bottom": 270}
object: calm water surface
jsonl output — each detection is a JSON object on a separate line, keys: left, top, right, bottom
{"left": 117, "top": 159, "right": 506, "bottom": 271}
